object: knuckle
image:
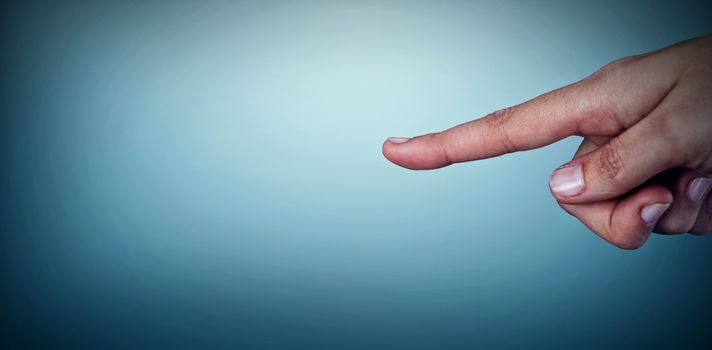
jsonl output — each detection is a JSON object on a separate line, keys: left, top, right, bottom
{"left": 581, "top": 83, "right": 626, "bottom": 134}
{"left": 593, "top": 56, "right": 638, "bottom": 79}
{"left": 607, "top": 230, "right": 644, "bottom": 250}
{"left": 592, "top": 141, "right": 625, "bottom": 188}
{"left": 579, "top": 56, "right": 644, "bottom": 134}
{"left": 595, "top": 218, "right": 634, "bottom": 249}
{"left": 601, "top": 206, "right": 646, "bottom": 250}
{"left": 481, "top": 107, "right": 517, "bottom": 154}
{"left": 432, "top": 132, "right": 454, "bottom": 165}
{"left": 646, "top": 110, "right": 696, "bottom": 167}
{"left": 571, "top": 208, "right": 645, "bottom": 249}
{"left": 601, "top": 217, "right": 642, "bottom": 250}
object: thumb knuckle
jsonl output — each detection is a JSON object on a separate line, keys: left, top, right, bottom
{"left": 593, "top": 141, "right": 625, "bottom": 186}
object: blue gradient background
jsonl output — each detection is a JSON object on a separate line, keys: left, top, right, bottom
{"left": 2, "top": 1, "right": 712, "bottom": 348}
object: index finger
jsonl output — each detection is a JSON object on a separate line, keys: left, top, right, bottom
{"left": 383, "top": 48, "right": 686, "bottom": 170}
{"left": 382, "top": 82, "right": 592, "bottom": 170}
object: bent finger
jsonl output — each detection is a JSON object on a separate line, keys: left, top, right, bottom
{"left": 560, "top": 183, "right": 673, "bottom": 249}
{"left": 557, "top": 137, "right": 673, "bottom": 249}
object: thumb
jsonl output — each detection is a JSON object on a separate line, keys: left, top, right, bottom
{"left": 549, "top": 117, "right": 678, "bottom": 204}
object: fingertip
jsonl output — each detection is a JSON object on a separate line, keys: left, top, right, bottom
{"left": 386, "top": 137, "right": 411, "bottom": 144}
{"left": 381, "top": 134, "right": 450, "bottom": 170}
{"left": 381, "top": 137, "right": 404, "bottom": 166}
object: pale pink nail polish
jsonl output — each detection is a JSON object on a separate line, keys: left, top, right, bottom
{"left": 686, "top": 177, "right": 712, "bottom": 204}
{"left": 549, "top": 162, "right": 584, "bottom": 197}
{"left": 387, "top": 137, "right": 410, "bottom": 144}
{"left": 641, "top": 203, "right": 671, "bottom": 226}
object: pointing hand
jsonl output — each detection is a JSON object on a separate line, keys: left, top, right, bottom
{"left": 383, "top": 35, "right": 712, "bottom": 249}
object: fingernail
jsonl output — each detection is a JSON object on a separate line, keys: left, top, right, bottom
{"left": 549, "top": 162, "right": 584, "bottom": 197}
{"left": 387, "top": 137, "right": 410, "bottom": 144}
{"left": 641, "top": 203, "right": 671, "bottom": 226}
{"left": 686, "top": 177, "right": 712, "bottom": 204}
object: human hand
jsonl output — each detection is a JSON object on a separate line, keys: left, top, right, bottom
{"left": 382, "top": 34, "right": 712, "bottom": 249}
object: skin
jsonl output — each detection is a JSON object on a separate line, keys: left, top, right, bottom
{"left": 382, "top": 34, "right": 712, "bottom": 249}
